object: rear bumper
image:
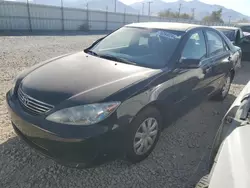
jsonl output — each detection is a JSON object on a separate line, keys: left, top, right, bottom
{"left": 7, "top": 91, "right": 126, "bottom": 167}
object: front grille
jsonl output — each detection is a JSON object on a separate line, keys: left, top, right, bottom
{"left": 18, "top": 88, "right": 54, "bottom": 115}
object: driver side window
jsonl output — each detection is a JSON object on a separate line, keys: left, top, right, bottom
{"left": 181, "top": 30, "right": 207, "bottom": 60}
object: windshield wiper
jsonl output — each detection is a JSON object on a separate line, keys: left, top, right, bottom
{"left": 99, "top": 54, "right": 136, "bottom": 65}
{"left": 84, "top": 49, "right": 99, "bottom": 57}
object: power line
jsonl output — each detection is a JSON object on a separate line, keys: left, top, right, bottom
{"left": 148, "top": 1, "right": 153, "bottom": 16}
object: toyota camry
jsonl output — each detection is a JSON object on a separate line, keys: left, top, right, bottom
{"left": 7, "top": 22, "right": 238, "bottom": 167}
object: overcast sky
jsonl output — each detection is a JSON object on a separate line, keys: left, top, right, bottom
{"left": 120, "top": 0, "right": 250, "bottom": 16}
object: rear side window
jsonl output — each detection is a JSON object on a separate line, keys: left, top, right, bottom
{"left": 205, "top": 30, "right": 224, "bottom": 56}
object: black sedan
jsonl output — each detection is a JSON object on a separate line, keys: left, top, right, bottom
{"left": 213, "top": 26, "right": 250, "bottom": 61}
{"left": 7, "top": 22, "right": 238, "bottom": 167}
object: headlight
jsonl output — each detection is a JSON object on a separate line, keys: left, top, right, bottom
{"left": 46, "top": 102, "right": 121, "bottom": 125}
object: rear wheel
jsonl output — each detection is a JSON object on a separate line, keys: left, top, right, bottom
{"left": 125, "top": 107, "right": 162, "bottom": 163}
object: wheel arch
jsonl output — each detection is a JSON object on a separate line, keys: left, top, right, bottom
{"left": 128, "top": 100, "right": 166, "bottom": 125}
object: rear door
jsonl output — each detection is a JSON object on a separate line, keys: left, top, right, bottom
{"left": 204, "top": 29, "right": 232, "bottom": 92}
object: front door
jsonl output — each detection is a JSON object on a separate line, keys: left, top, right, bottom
{"left": 170, "top": 30, "right": 211, "bottom": 121}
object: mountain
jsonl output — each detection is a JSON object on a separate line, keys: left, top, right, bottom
{"left": 27, "top": 0, "right": 137, "bottom": 13}
{"left": 130, "top": 0, "right": 250, "bottom": 22}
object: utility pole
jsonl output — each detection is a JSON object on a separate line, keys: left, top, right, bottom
{"left": 228, "top": 16, "right": 231, "bottom": 24}
{"left": 123, "top": 8, "right": 126, "bottom": 25}
{"left": 114, "top": 0, "right": 117, "bottom": 12}
{"left": 61, "top": 0, "right": 64, "bottom": 31}
{"left": 26, "top": 0, "right": 32, "bottom": 32}
{"left": 105, "top": 6, "right": 108, "bottom": 31}
{"left": 148, "top": 1, "right": 153, "bottom": 16}
{"left": 86, "top": 3, "right": 89, "bottom": 30}
{"left": 191, "top": 8, "right": 196, "bottom": 20}
{"left": 178, "top": 3, "right": 182, "bottom": 18}
{"left": 142, "top": 2, "right": 144, "bottom": 15}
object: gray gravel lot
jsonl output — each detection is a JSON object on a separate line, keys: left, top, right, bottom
{"left": 0, "top": 33, "right": 249, "bottom": 188}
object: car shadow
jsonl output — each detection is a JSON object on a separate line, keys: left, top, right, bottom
{"left": 2, "top": 62, "right": 250, "bottom": 187}
{"left": 0, "top": 94, "right": 236, "bottom": 188}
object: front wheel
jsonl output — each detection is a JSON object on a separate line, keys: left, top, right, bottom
{"left": 212, "top": 73, "right": 232, "bottom": 101}
{"left": 125, "top": 107, "right": 162, "bottom": 163}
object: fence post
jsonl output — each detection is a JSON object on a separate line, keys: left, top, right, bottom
{"left": 86, "top": 3, "right": 89, "bottom": 30}
{"left": 105, "top": 6, "right": 108, "bottom": 31}
{"left": 26, "top": 0, "right": 32, "bottom": 32}
{"left": 123, "top": 9, "right": 126, "bottom": 25}
{"left": 61, "top": 0, "right": 64, "bottom": 31}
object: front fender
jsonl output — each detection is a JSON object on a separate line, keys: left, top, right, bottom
{"left": 116, "top": 78, "right": 174, "bottom": 127}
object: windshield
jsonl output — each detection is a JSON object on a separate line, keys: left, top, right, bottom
{"left": 218, "top": 29, "right": 235, "bottom": 41}
{"left": 88, "top": 27, "right": 184, "bottom": 68}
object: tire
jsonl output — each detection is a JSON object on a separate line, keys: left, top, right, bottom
{"left": 195, "top": 175, "right": 209, "bottom": 188}
{"left": 125, "top": 106, "right": 162, "bottom": 163}
{"left": 212, "top": 73, "right": 232, "bottom": 101}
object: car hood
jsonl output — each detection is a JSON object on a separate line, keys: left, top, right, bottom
{"left": 20, "top": 52, "right": 159, "bottom": 105}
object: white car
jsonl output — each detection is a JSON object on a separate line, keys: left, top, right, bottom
{"left": 196, "top": 81, "right": 250, "bottom": 188}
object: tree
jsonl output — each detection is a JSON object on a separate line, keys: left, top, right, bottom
{"left": 202, "top": 8, "right": 224, "bottom": 23}
{"left": 158, "top": 10, "right": 192, "bottom": 19}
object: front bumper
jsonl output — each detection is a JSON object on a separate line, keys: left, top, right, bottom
{"left": 6, "top": 91, "right": 125, "bottom": 167}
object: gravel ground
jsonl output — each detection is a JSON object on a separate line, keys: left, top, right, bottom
{"left": 0, "top": 33, "right": 249, "bottom": 188}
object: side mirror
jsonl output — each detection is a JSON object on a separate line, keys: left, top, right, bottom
{"left": 178, "top": 58, "right": 200, "bottom": 68}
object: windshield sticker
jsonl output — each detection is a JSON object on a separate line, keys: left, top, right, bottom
{"left": 154, "top": 31, "right": 180, "bottom": 39}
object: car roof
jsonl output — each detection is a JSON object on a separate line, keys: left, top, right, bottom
{"left": 126, "top": 22, "right": 206, "bottom": 31}
{"left": 236, "top": 23, "right": 250, "bottom": 26}
{"left": 213, "top": 26, "right": 239, "bottom": 30}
